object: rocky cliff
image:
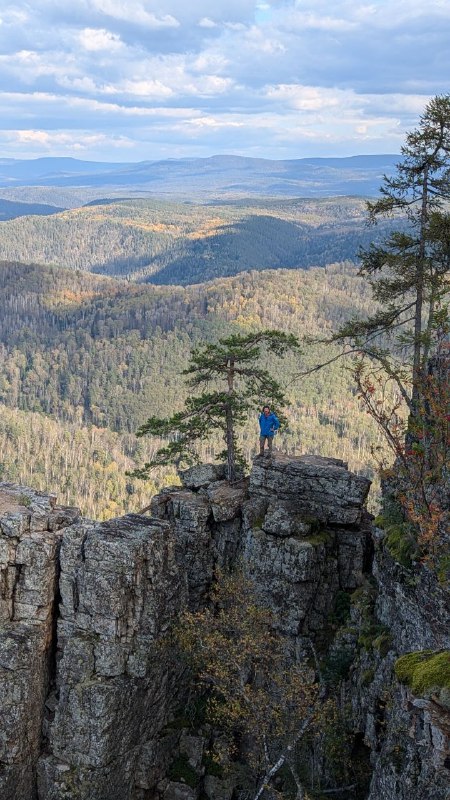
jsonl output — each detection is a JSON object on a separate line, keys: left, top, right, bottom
{"left": 0, "top": 454, "right": 448, "bottom": 800}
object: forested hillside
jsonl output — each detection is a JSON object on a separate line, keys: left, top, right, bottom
{"left": 0, "top": 260, "right": 390, "bottom": 517}
{"left": 0, "top": 197, "right": 398, "bottom": 284}
{"left": 0, "top": 199, "right": 65, "bottom": 221}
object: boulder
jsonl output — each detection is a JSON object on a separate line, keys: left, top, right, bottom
{"left": 178, "top": 464, "right": 226, "bottom": 490}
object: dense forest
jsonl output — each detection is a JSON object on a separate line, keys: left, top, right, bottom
{"left": 0, "top": 197, "right": 399, "bottom": 284}
{"left": 0, "top": 259, "right": 391, "bottom": 517}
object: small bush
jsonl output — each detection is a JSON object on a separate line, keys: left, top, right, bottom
{"left": 358, "top": 621, "right": 392, "bottom": 656}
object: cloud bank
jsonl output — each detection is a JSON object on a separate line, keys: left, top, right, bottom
{"left": 0, "top": 0, "right": 448, "bottom": 160}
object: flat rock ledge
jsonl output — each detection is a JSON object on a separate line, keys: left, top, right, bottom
{"left": 250, "top": 453, "right": 371, "bottom": 526}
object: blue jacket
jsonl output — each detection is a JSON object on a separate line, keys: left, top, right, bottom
{"left": 259, "top": 412, "right": 280, "bottom": 437}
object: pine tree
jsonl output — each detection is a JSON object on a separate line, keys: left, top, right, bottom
{"left": 130, "top": 330, "right": 300, "bottom": 482}
{"left": 324, "top": 95, "right": 450, "bottom": 417}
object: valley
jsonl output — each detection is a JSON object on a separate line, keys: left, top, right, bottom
{"left": 0, "top": 258, "right": 390, "bottom": 517}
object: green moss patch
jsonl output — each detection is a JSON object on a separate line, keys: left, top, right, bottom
{"left": 305, "top": 531, "right": 332, "bottom": 546}
{"left": 395, "top": 650, "right": 450, "bottom": 698}
{"left": 384, "top": 523, "right": 418, "bottom": 569}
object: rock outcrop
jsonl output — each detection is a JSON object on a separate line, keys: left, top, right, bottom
{"left": 354, "top": 528, "right": 450, "bottom": 800}
{"left": 0, "top": 454, "right": 448, "bottom": 800}
{"left": 0, "top": 484, "right": 79, "bottom": 800}
{"left": 243, "top": 454, "right": 371, "bottom": 640}
{"left": 37, "top": 514, "right": 188, "bottom": 800}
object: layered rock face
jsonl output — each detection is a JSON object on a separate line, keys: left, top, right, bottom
{"left": 0, "top": 454, "right": 447, "bottom": 799}
{"left": 0, "top": 454, "right": 373, "bottom": 800}
{"left": 359, "top": 529, "right": 450, "bottom": 800}
{"left": 0, "top": 484, "right": 79, "bottom": 800}
{"left": 243, "top": 454, "right": 371, "bottom": 640}
{"left": 37, "top": 515, "right": 190, "bottom": 800}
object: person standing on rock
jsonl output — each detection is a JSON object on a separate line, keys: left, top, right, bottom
{"left": 259, "top": 405, "right": 280, "bottom": 456}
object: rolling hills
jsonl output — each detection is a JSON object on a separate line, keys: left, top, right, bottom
{"left": 0, "top": 259, "right": 389, "bottom": 517}
{"left": 0, "top": 154, "right": 399, "bottom": 201}
{"left": 0, "top": 196, "right": 398, "bottom": 285}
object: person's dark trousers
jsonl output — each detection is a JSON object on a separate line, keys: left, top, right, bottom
{"left": 259, "top": 435, "right": 273, "bottom": 455}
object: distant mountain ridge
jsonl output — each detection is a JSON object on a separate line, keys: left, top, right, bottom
{"left": 0, "top": 154, "right": 399, "bottom": 200}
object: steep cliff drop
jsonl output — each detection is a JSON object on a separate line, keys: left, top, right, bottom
{"left": 0, "top": 454, "right": 448, "bottom": 800}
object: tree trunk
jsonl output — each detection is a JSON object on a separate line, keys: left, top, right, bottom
{"left": 412, "top": 164, "right": 428, "bottom": 414}
{"left": 225, "top": 405, "right": 236, "bottom": 482}
{"left": 226, "top": 358, "right": 236, "bottom": 482}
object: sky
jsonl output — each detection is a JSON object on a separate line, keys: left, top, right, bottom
{"left": 0, "top": 0, "right": 449, "bottom": 162}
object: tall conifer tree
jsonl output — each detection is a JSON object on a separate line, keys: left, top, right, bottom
{"left": 130, "top": 330, "right": 300, "bottom": 482}
{"left": 326, "top": 95, "right": 450, "bottom": 417}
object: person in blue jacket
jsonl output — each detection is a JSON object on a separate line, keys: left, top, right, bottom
{"left": 259, "top": 405, "right": 280, "bottom": 456}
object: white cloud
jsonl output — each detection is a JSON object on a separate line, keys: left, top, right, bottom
{"left": 198, "top": 17, "right": 217, "bottom": 29}
{"left": 79, "top": 27, "right": 123, "bottom": 51}
{"left": 187, "top": 116, "right": 244, "bottom": 129}
{"left": 0, "top": 0, "right": 448, "bottom": 160}
{"left": 265, "top": 84, "right": 345, "bottom": 111}
{"left": 90, "top": 0, "right": 180, "bottom": 29}
{"left": 112, "top": 79, "right": 174, "bottom": 98}
{"left": 287, "top": 12, "right": 357, "bottom": 32}
{"left": 6, "top": 129, "right": 135, "bottom": 151}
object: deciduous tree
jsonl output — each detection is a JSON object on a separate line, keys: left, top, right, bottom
{"left": 174, "top": 569, "right": 320, "bottom": 800}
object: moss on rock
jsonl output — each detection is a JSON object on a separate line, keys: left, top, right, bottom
{"left": 384, "top": 523, "right": 417, "bottom": 569}
{"left": 395, "top": 650, "right": 450, "bottom": 700}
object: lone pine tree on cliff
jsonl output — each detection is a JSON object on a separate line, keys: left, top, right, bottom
{"left": 130, "top": 329, "right": 300, "bottom": 483}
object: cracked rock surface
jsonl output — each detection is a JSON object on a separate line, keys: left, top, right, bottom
{"left": 1, "top": 454, "right": 447, "bottom": 800}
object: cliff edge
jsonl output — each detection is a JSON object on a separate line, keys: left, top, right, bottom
{"left": 0, "top": 454, "right": 448, "bottom": 800}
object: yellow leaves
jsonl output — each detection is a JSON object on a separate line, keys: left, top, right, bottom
{"left": 50, "top": 289, "right": 100, "bottom": 307}
{"left": 173, "top": 569, "right": 318, "bottom": 765}
{"left": 186, "top": 218, "right": 224, "bottom": 240}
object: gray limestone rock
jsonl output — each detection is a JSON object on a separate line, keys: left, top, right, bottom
{"left": 242, "top": 526, "right": 338, "bottom": 637}
{"left": 163, "top": 782, "right": 199, "bottom": 800}
{"left": 37, "top": 514, "right": 188, "bottom": 800}
{"left": 178, "top": 464, "right": 226, "bottom": 489}
{"left": 367, "top": 683, "right": 450, "bottom": 800}
{"left": 373, "top": 530, "right": 450, "bottom": 652}
{"left": 150, "top": 488, "right": 215, "bottom": 607}
{"left": 203, "top": 774, "right": 234, "bottom": 800}
{"left": 0, "top": 483, "right": 80, "bottom": 800}
{"left": 5, "top": 452, "right": 447, "bottom": 800}
{"left": 250, "top": 453, "right": 371, "bottom": 526}
{"left": 178, "top": 733, "right": 204, "bottom": 770}
{"left": 261, "top": 502, "right": 313, "bottom": 538}
{"left": 205, "top": 479, "right": 248, "bottom": 522}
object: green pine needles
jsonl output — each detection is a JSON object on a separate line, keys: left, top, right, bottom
{"left": 129, "top": 329, "right": 300, "bottom": 482}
